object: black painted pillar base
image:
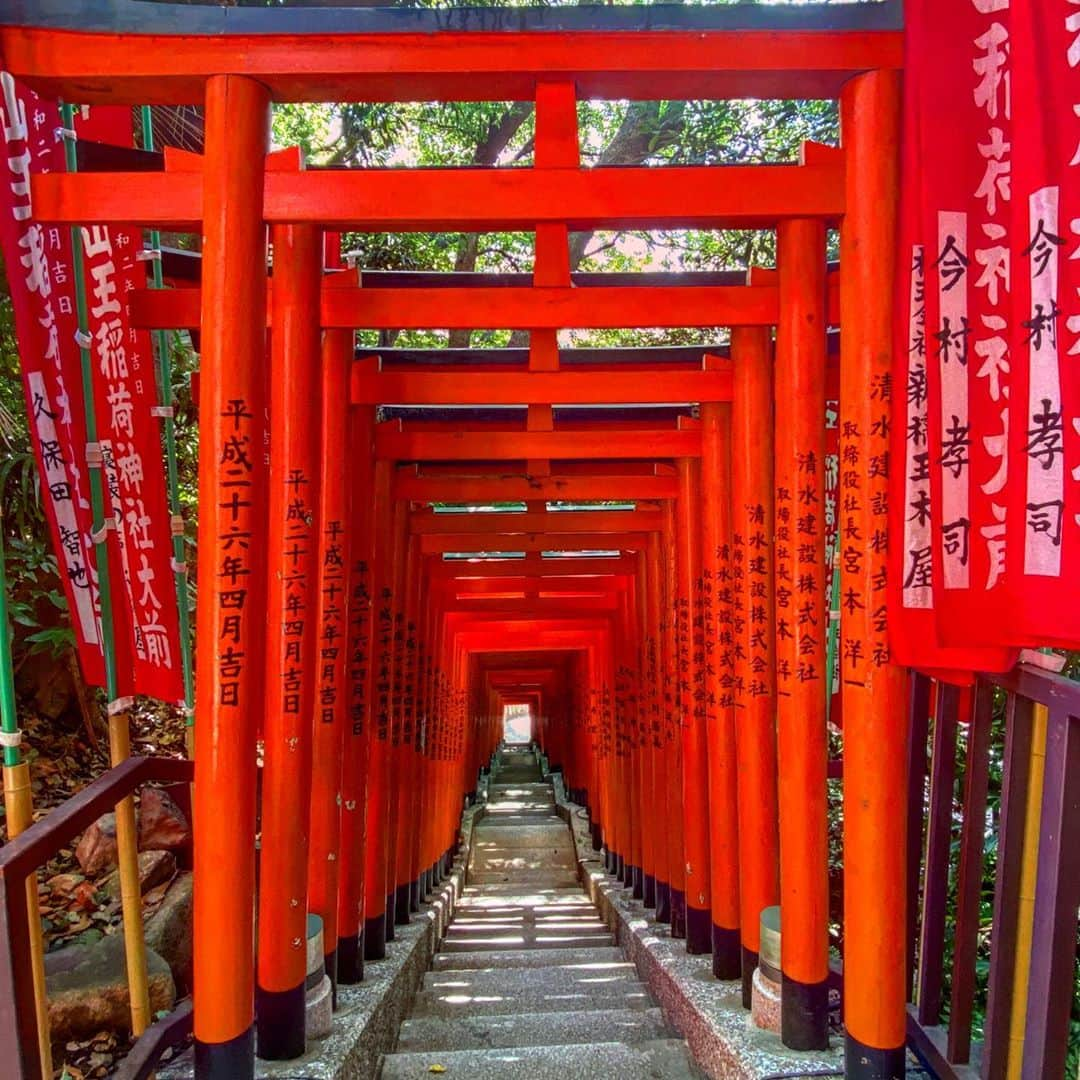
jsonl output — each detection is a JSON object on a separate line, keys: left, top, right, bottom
{"left": 255, "top": 983, "right": 305, "bottom": 1060}
{"left": 631, "top": 864, "right": 643, "bottom": 899}
{"left": 602, "top": 846, "right": 613, "bottom": 874}
{"left": 669, "top": 887, "right": 686, "bottom": 939}
{"left": 337, "top": 931, "right": 364, "bottom": 985}
{"left": 195, "top": 1028, "right": 254, "bottom": 1080}
{"left": 781, "top": 974, "right": 829, "bottom": 1050}
{"left": 385, "top": 893, "right": 397, "bottom": 938}
{"left": 590, "top": 822, "right": 603, "bottom": 852}
{"left": 642, "top": 872, "right": 656, "bottom": 908}
{"left": 363, "top": 913, "right": 386, "bottom": 961}
{"left": 655, "top": 879, "right": 671, "bottom": 923}
{"left": 844, "top": 1034, "right": 906, "bottom": 1079}
{"left": 685, "top": 905, "right": 711, "bottom": 954}
{"left": 710, "top": 924, "right": 741, "bottom": 980}
{"left": 395, "top": 883, "right": 411, "bottom": 925}
{"left": 616, "top": 853, "right": 626, "bottom": 882}
{"left": 740, "top": 945, "right": 757, "bottom": 1009}
{"left": 409, "top": 877, "right": 421, "bottom": 912}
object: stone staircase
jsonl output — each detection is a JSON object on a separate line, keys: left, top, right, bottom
{"left": 379, "top": 746, "right": 700, "bottom": 1079}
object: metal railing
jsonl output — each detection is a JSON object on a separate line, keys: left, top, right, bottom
{"left": 0, "top": 755, "right": 194, "bottom": 1080}
{"left": 905, "top": 664, "right": 1079, "bottom": 1079}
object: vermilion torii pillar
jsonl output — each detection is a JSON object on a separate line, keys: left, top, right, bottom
{"left": 645, "top": 533, "right": 669, "bottom": 916}
{"left": 774, "top": 217, "right": 830, "bottom": 1050}
{"left": 661, "top": 499, "right": 687, "bottom": 938}
{"left": 839, "top": 68, "right": 908, "bottom": 1080}
{"left": 384, "top": 491, "right": 409, "bottom": 941}
{"left": 257, "top": 220, "right": 323, "bottom": 1060}
{"left": 731, "top": 323, "right": 780, "bottom": 1007}
{"left": 700, "top": 399, "right": 742, "bottom": 980}
{"left": 192, "top": 74, "right": 270, "bottom": 1080}
{"left": 338, "top": 406, "right": 375, "bottom": 984}
{"left": 363, "top": 461, "right": 394, "bottom": 961}
{"left": 677, "top": 455, "right": 712, "bottom": 954}
{"left": 307, "top": 291, "right": 356, "bottom": 996}
{"left": 635, "top": 548, "right": 659, "bottom": 910}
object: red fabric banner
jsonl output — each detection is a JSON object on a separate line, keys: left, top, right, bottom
{"left": 78, "top": 104, "right": 184, "bottom": 702}
{"left": 0, "top": 77, "right": 183, "bottom": 700}
{"left": 0, "top": 75, "right": 106, "bottom": 686}
{"left": 1003, "top": 4, "right": 1080, "bottom": 648}
{"left": 889, "top": 0, "right": 1080, "bottom": 664}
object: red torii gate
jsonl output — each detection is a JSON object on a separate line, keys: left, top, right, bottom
{"left": 0, "top": 3, "right": 908, "bottom": 1079}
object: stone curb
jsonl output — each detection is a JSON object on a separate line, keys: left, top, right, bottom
{"left": 543, "top": 760, "right": 842, "bottom": 1080}
{"left": 161, "top": 795, "right": 486, "bottom": 1080}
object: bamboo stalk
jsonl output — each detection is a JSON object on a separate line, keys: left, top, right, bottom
{"left": 1005, "top": 702, "right": 1048, "bottom": 1079}
{"left": 59, "top": 103, "right": 152, "bottom": 1039}
{"left": 0, "top": 535, "right": 53, "bottom": 1079}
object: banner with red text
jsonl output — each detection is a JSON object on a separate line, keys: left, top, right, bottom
{"left": 0, "top": 76, "right": 183, "bottom": 700}
{"left": 890, "top": 0, "right": 1078, "bottom": 662}
{"left": 0, "top": 75, "right": 107, "bottom": 686}
{"left": 1002, "top": 5, "right": 1080, "bottom": 648}
{"left": 78, "top": 105, "right": 184, "bottom": 702}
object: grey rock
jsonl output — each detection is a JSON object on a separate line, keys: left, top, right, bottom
{"left": 74, "top": 813, "right": 118, "bottom": 876}
{"left": 45, "top": 933, "right": 175, "bottom": 1043}
{"left": 101, "top": 849, "right": 176, "bottom": 899}
{"left": 144, "top": 871, "right": 193, "bottom": 991}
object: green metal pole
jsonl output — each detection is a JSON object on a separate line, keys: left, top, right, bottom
{"left": 825, "top": 549, "right": 840, "bottom": 726}
{"left": 59, "top": 104, "right": 121, "bottom": 701}
{"left": 0, "top": 529, "right": 54, "bottom": 1078}
{"left": 59, "top": 103, "right": 153, "bottom": 1038}
{"left": 139, "top": 104, "right": 195, "bottom": 721}
{"left": 0, "top": 533, "right": 21, "bottom": 766}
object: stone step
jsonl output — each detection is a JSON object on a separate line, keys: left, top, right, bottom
{"left": 459, "top": 885, "right": 587, "bottom": 899}
{"left": 448, "top": 902, "right": 597, "bottom": 920}
{"left": 446, "top": 918, "right": 608, "bottom": 937}
{"left": 394, "top": 1006, "right": 669, "bottom": 1052}
{"left": 473, "top": 824, "right": 569, "bottom": 847}
{"left": 407, "top": 983, "right": 653, "bottom": 1018}
{"left": 446, "top": 916, "right": 606, "bottom": 933}
{"left": 447, "top": 917, "right": 606, "bottom": 934}
{"left": 469, "top": 852, "right": 576, "bottom": 873}
{"left": 380, "top": 1040, "right": 698, "bottom": 1079}
{"left": 432, "top": 945, "right": 625, "bottom": 971}
{"left": 440, "top": 920, "right": 609, "bottom": 937}
{"left": 467, "top": 870, "right": 580, "bottom": 887}
{"left": 438, "top": 930, "right": 614, "bottom": 953}
{"left": 450, "top": 911, "right": 606, "bottom": 926}
{"left": 422, "top": 962, "right": 637, "bottom": 995}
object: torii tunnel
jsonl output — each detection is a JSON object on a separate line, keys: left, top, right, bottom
{"left": 1, "top": 3, "right": 1077, "bottom": 1080}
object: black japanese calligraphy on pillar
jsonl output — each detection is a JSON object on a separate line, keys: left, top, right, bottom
{"left": 348, "top": 558, "right": 371, "bottom": 739}
{"left": 217, "top": 398, "right": 255, "bottom": 708}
